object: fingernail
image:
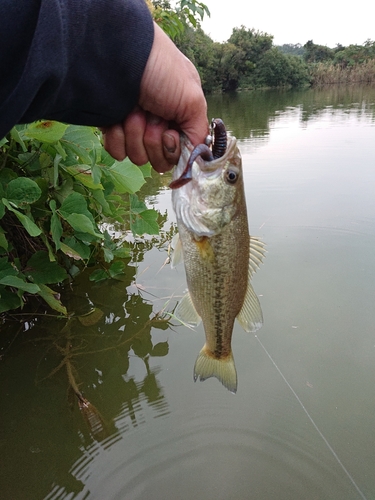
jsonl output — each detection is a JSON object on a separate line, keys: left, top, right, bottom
{"left": 163, "top": 133, "right": 176, "bottom": 153}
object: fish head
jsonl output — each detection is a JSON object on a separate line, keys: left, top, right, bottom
{"left": 172, "top": 134, "right": 245, "bottom": 237}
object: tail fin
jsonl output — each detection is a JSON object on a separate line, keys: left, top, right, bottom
{"left": 194, "top": 346, "right": 237, "bottom": 394}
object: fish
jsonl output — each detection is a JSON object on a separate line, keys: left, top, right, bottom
{"left": 170, "top": 120, "right": 265, "bottom": 393}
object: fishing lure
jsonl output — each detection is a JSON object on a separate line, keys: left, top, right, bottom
{"left": 169, "top": 118, "right": 228, "bottom": 189}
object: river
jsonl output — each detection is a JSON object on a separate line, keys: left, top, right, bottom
{"left": 1, "top": 85, "right": 375, "bottom": 500}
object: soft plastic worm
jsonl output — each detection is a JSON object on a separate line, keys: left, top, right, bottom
{"left": 211, "top": 118, "right": 227, "bottom": 159}
{"left": 169, "top": 144, "right": 214, "bottom": 189}
{"left": 169, "top": 119, "right": 227, "bottom": 189}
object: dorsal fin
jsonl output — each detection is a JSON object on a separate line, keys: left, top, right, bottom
{"left": 249, "top": 236, "right": 266, "bottom": 276}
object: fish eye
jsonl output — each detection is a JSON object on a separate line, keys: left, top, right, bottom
{"left": 225, "top": 169, "right": 238, "bottom": 184}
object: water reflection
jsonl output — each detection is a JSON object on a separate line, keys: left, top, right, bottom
{"left": 207, "top": 84, "right": 375, "bottom": 141}
{"left": 0, "top": 255, "right": 173, "bottom": 499}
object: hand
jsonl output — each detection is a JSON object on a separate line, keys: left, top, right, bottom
{"left": 102, "top": 23, "right": 209, "bottom": 173}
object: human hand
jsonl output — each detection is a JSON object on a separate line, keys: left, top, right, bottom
{"left": 102, "top": 23, "right": 209, "bottom": 173}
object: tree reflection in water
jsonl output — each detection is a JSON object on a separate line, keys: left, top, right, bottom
{"left": 0, "top": 246, "right": 175, "bottom": 499}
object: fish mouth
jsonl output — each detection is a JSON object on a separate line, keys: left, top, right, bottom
{"left": 170, "top": 129, "right": 237, "bottom": 190}
{"left": 193, "top": 135, "right": 237, "bottom": 178}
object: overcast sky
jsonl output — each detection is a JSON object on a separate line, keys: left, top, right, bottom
{"left": 199, "top": 0, "right": 374, "bottom": 47}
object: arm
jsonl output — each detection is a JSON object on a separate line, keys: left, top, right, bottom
{"left": 0, "top": 0, "right": 208, "bottom": 172}
{"left": 0, "top": 0, "right": 153, "bottom": 137}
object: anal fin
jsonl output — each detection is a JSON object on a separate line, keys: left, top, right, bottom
{"left": 236, "top": 282, "right": 263, "bottom": 333}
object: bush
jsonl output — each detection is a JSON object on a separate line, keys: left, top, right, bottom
{"left": 0, "top": 122, "right": 160, "bottom": 315}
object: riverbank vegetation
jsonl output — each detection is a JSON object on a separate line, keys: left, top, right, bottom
{"left": 305, "top": 39, "right": 375, "bottom": 85}
{"left": 173, "top": 23, "right": 375, "bottom": 91}
{"left": 151, "top": 0, "right": 375, "bottom": 92}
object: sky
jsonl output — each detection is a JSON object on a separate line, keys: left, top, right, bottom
{"left": 199, "top": 0, "right": 374, "bottom": 47}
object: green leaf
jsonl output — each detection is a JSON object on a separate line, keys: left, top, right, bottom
{"left": 51, "top": 212, "right": 63, "bottom": 250}
{"left": 130, "top": 209, "right": 159, "bottom": 236}
{"left": 130, "top": 194, "right": 148, "bottom": 214}
{"left": 10, "top": 127, "right": 27, "bottom": 151}
{"left": 39, "top": 233, "right": 56, "bottom": 262}
{"left": 108, "top": 261, "right": 126, "bottom": 277}
{"left": 62, "top": 236, "right": 91, "bottom": 260}
{"left": 91, "top": 189, "right": 113, "bottom": 216}
{"left": 65, "top": 213, "right": 103, "bottom": 239}
{"left": 0, "top": 231, "right": 8, "bottom": 250}
{"left": 61, "top": 125, "right": 101, "bottom": 164}
{"left": 6, "top": 178, "right": 42, "bottom": 205}
{"left": 26, "top": 251, "right": 68, "bottom": 284}
{"left": 37, "top": 283, "right": 67, "bottom": 315}
{"left": 63, "top": 165, "right": 104, "bottom": 190}
{"left": 39, "top": 152, "right": 53, "bottom": 169}
{"left": 150, "top": 341, "right": 169, "bottom": 356}
{"left": 53, "top": 140, "right": 67, "bottom": 160}
{"left": 59, "top": 192, "right": 94, "bottom": 222}
{"left": 25, "top": 121, "right": 68, "bottom": 143}
{"left": 103, "top": 247, "right": 114, "bottom": 263}
{"left": 113, "top": 246, "right": 131, "bottom": 258}
{"left": 0, "top": 275, "right": 40, "bottom": 293}
{"left": 138, "top": 162, "right": 152, "bottom": 178}
{"left": 2, "top": 199, "right": 41, "bottom": 236}
{"left": 89, "top": 269, "right": 109, "bottom": 282}
{"left": 107, "top": 159, "right": 145, "bottom": 194}
{"left": 0, "top": 168, "right": 17, "bottom": 185}
{"left": 0, "top": 257, "right": 18, "bottom": 280}
{"left": 53, "top": 153, "right": 62, "bottom": 187}
{"left": 59, "top": 242, "right": 83, "bottom": 260}
{"left": 129, "top": 194, "right": 159, "bottom": 235}
{"left": 91, "top": 163, "right": 102, "bottom": 185}
{"left": 0, "top": 285, "right": 23, "bottom": 313}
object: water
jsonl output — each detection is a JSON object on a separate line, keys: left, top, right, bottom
{"left": 1, "top": 86, "right": 375, "bottom": 499}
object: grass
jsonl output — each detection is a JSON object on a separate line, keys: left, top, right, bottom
{"left": 310, "top": 60, "right": 375, "bottom": 85}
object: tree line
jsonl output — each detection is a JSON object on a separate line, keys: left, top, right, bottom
{"left": 170, "top": 21, "right": 375, "bottom": 91}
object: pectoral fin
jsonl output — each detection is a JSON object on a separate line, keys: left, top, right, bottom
{"left": 175, "top": 291, "right": 201, "bottom": 326}
{"left": 194, "top": 345, "right": 237, "bottom": 393}
{"left": 170, "top": 233, "right": 183, "bottom": 268}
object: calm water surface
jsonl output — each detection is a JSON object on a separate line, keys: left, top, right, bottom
{"left": 1, "top": 86, "right": 375, "bottom": 499}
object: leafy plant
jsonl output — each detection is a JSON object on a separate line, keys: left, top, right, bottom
{"left": 150, "top": 0, "right": 210, "bottom": 40}
{"left": 0, "top": 121, "right": 161, "bottom": 315}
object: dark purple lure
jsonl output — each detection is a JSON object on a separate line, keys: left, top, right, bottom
{"left": 211, "top": 118, "right": 227, "bottom": 159}
{"left": 170, "top": 118, "right": 227, "bottom": 189}
{"left": 169, "top": 144, "right": 213, "bottom": 189}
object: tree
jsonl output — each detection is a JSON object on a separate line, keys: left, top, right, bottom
{"left": 303, "top": 40, "right": 334, "bottom": 63}
{"left": 255, "top": 49, "right": 310, "bottom": 88}
{"left": 277, "top": 43, "right": 305, "bottom": 57}
{"left": 175, "top": 26, "right": 220, "bottom": 92}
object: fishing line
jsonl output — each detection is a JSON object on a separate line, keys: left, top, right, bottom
{"left": 254, "top": 334, "right": 368, "bottom": 500}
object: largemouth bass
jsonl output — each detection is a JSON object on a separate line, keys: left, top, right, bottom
{"left": 171, "top": 121, "right": 265, "bottom": 393}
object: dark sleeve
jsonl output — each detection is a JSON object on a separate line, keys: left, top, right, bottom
{"left": 0, "top": 0, "right": 154, "bottom": 138}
